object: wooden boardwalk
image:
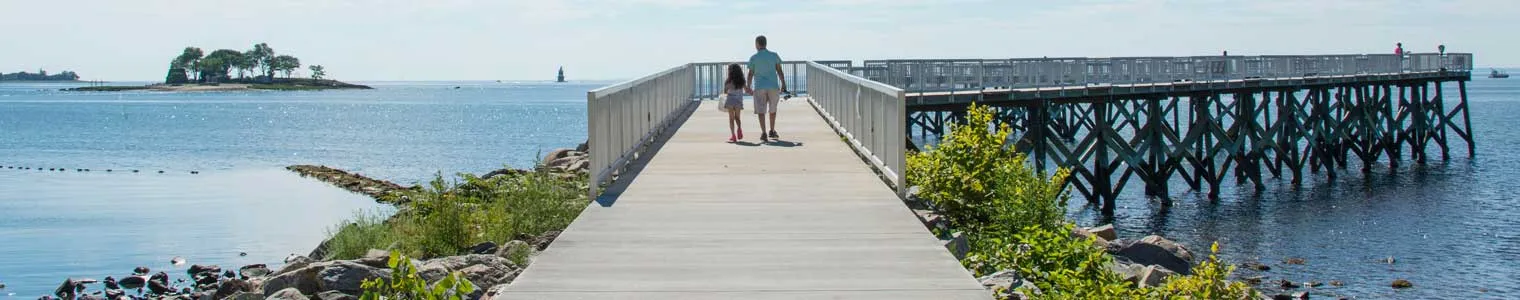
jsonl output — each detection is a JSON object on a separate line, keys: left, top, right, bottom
{"left": 497, "top": 99, "right": 987, "bottom": 299}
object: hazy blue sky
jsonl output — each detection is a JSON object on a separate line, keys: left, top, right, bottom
{"left": 1, "top": 0, "right": 1512, "bottom": 81}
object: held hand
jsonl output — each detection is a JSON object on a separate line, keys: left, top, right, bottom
{"left": 745, "top": 87, "right": 754, "bottom": 95}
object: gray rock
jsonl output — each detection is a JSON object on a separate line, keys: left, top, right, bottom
{"left": 263, "top": 261, "right": 330, "bottom": 296}
{"left": 316, "top": 291, "right": 359, "bottom": 300}
{"left": 496, "top": 240, "right": 535, "bottom": 264}
{"left": 544, "top": 148, "right": 574, "bottom": 163}
{"left": 458, "top": 264, "right": 519, "bottom": 290}
{"left": 575, "top": 141, "right": 589, "bottom": 153}
{"left": 213, "top": 278, "right": 254, "bottom": 299}
{"left": 188, "top": 264, "right": 221, "bottom": 276}
{"left": 567, "top": 159, "right": 590, "bottom": 172}
{"left": 308, "top": 238, "right": 334, "bottom": 261}
{"left": 356, "top": 249, "right": 392, "bottom": 268}
{"left": 1138, "top": 235, "right": 1194, "bottom": 262}
{"left": 418, "top": 263, "right": 451, "bottom": 284}
{"left": 977, "top": 269, "right": 1019, "bottom": 294}
{"left": 546, "top": 156, "right": 576, "bottom": 168}
{"left": 239, "top": 264, "right": 272, "bottom": 278}
{"left": 469, "top": 241, "right": 499, "bottom": 255}
{"left": 1137, "top": 265, "right": 1176, "bottom": 288}
{"left": 117, "top": 276, "right": 146, "bottom": 289}
{"left": 483, "top": 283, "right": 512, "bottom": 299}
{"left": 276, "top": 256, "right": 317, "bottom": 276}
{"left": 944, "top": 232, "right": 968, "bottom": 260}
{"left": 426, "top": 254, "right": 515, "bottom": 272}
{"left": 318, "top": 261, "right": 392, "bottom": 294}
{"left": 268, "top": 287, "right": 310, "bottom": 300}
{"left": 1107, "top": 261, "right": 1146, "bottom": 285}
{"left": 225, "top": 292, "right": 265, "bottom": 300}
{"left": 1088, "top": 224, "right": 1118, "bottom": 241}
{"left": 1113, "top": 238, "right": 1193, "bottom": 275}
{"left": 1241, "top": 261, "right": 1271, "bottom": 271}
{"left": 532, "top": 231, "right": 561, "bottom": 251}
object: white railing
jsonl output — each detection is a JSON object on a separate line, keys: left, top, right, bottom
{"left": 691, "top": 60, "right": 852, "bottom": 99}
{"left": 588, "top": 64, "right": 695, "bottom": 198}
{"left": 844, "top": 53, "right": 1475, "bottom": 92}
{"left": 806, "top": 61, "right": 908, "bottom": 197}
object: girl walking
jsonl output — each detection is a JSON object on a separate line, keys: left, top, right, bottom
{"left": 722, "top": 63, "right": 747, "bottom": 142}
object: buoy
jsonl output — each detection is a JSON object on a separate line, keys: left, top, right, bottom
{"left": 84, "top": 169, "right": 90, "bottom": 172}
{"left": 190, "top": 171, "right": 199, "bottom": 174}
{"left": 132, "top": 170, "right": 139, "bottom": 173}
{"left": 238, "top": 252, "right": 247, "bottom": 257}
{"left": 157, "top": 170, "right": 164, "bottom": 174}
{"left": 106, "top": 169, "right": 112, "bottom": 172}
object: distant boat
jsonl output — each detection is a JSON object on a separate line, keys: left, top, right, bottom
{"left": 1491, "top": 69, "right": 1510, "bottom": 79}
{"left": 557, "top": 67, "right": 567, "bottom": 83}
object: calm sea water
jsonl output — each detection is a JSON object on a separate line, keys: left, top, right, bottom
{"left": 0, "top": 75, "right": 1514, "bottom": 299}
{"left": 0, "top": 81, "right": 601, "bottom": 298}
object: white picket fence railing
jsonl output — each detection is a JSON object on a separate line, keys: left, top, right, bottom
{"left": 805, "top": 61, "right": 908, "bottom": 197}
{"left": 587, "top": 64, "right": 694, "bottom": 198}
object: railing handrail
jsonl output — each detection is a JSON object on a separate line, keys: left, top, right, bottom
{"left": 588, "top": 64, "right": 695, "bottom": 198}
{"left": 591, "top": 63, "right": 691, "bottom": 99}
{"left": 805, "top": 61, "right": 907, "bottom": 197}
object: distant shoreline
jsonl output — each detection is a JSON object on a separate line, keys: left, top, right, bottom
{"left": 63, "top": 79, "right": 373, "bottom": 92}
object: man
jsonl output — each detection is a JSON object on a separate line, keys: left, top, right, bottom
{"left": 746, "top": 35, "right": 785, "bottom": 142}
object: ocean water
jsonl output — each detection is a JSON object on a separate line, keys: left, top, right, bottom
{"left": 0, "top": 81, "right": 601, "bottom": 298}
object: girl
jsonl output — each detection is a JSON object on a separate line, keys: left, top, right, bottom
{"left": 722, "top": 63, "right": 747, "bottom": 142}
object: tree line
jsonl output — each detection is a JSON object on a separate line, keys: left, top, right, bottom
{"left": 167, "top": 42, "right": 326, "bottom": 84}
{"left": 1, "top": 69, "right": 80, "bottom": 81}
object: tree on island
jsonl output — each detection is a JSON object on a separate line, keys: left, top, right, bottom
{"left": 309, "top": 65, "right": 326, "bottom": 80}
{"left": 271, "top": 55, "right": 301, "bottom": 78}
{"left": 1, "top": 70, "right": 80, "bottom": 81}
{"left": 162, "top": 42, "right": 330, "bottom": 84}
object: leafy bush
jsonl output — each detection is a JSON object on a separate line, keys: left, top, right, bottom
{"left": 1153, "top": 242, "right": 1258, "bottom": 299}
{"left": 906, "top": 103, "right": 1070, "bottom": 233}
{"left": 1002, "top": 224, "right": 1144, "bottom": 300}
{"left": 324, "top": 168, "right": 587, "bottom": 260}
{"left": 360, "top": 251, "right": 475, "bottom": 300}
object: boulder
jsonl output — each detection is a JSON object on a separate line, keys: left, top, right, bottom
{"left": 133, "top": 267, "right": 150, "bottom": 275}
{"left": 1241, "top": 261, "right": 1271, "bottom": 271}
{"left": 1138, "top": 235, "right": 1194, "bottom": 262}
{"left": 544, "top": 148, "right": 574, "bottom": 163}
{"left": 468, "top": 241, "right": 499, "bottom": 255}
{"left": 1107, "top": 261, "right": 1146, "bottom": 285}
{"left": 308, "top": 237, "right": 334, "bottom": 260}
{"left": 117, "top": 276, "right": 146, "bottom": 289}
{"left": 1391, "top": 279, "right": 1413, "bottom": 288}
{"left": 224, "top": 292, "right": 265, "bottom": 300}
{"left": 318, "top": 261, "right": 391, "bottom": 294}
{"left": 1277, "top": 279, "right": 1300, "bottom": 289}
{"left": 76, "top": 294, "right": 103, "bottom": 300}
{"left": 1114, "top": 238, "right": 1193, "bottom": 275}
{"left": 187, "top": 264, "right": 221, "bottom": 276}
{"left": 496, "top": 240, "right": 534, "bottom": 262}
{"left": 546, "top": 157, "right": 577, "bottom": 168}
{"left": 356, "top": 249, "right": 392, "bottom": 268}
{"left": 1088, "top": 224, "right": 1118, "bottom": 241}
{"left": 458, "top": 264, "right": 519, "bottom": 290}
{"left": 1137, "top": 265, "right": 1176, "bottom": 288}
{"left": 316, "top": 291, "right": 359, "bottom": 300}
{"left": 483, "top": 284, "right": 512, "bottom": 300}
{"left": 213, "top": 279, "right": 254, "bottom": 300}
{"left": 104, "top": 289, "right": 124, "bottom": 300}
{"left": 102, "top": 276, "right": 118, "bottom": 290}
{"left": 425, "top": 254, "right": 515, "bottom": 272}
{"left": 418, "top": 263, "right": 451, "bottom": 284}
{"left": 239, "top": 264, "right": 272, "bottom": 278}
{"left": 532, "top": 231, "right": 562, "bottom": 250}
{"left": 275, "top": 256, "right": 317, "bottom": 276}
{"left": 977, "top": 269, "right": 1020, "bottom": 293}
{"left": 575, "top": 141, "right": 589, "bottom": 152}
{"left": 263, "top": 261, "right": 330, "bottom": 296}
{"left": 146, "top": 279, "right": 172, "bottom": 295}
{"left": 268, "top": 287, "right": 311, "bottom": 300}
{"left": 567, "top": 159, "right": 590, "bottom": 172}
{"left": 944, "top": 232, "right": 969, "bottom": 260}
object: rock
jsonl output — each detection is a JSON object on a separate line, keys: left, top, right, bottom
{"left": 544, "top": 148, "right": 574, "bottom": 163}
{"left": 187, "top": 264, "right": 221, "bottom": 276}
{"left": 268, "top": 287, "right": 310, "bottom": 300}
{"left": 1243, "top": 275, "right": 1264, "bottom": 285}
{"left": 496, "top": 240, "right": 534, "bottom": 262}
{"left": 482, "top": 168, "right": 528, "bottom": 179}
{"left": 133, "top": 266, "right": 150, "bottom": 275}
{"left": 224, "top": 292, "right": 265, "bottom": 300}
{"left": 1277, "top": 279, "right": 1300, "bottom": 289}
{"left": 316, "top": 291, "right": 358, "bottom": 300}
{"left": 458, "top": 264, "right": 519, "bottom": 290}
{"left": 1138, "top": 235, "right": 1194, "bottom": 262}
{"left": 426, "top": 254, "right": 516, "bottom": 271}
{"left": 1271, "top": 294, "right": 1295, "bottom": 300}
{"left": 308, "top": 237, "right": 334, "bottom": 261}
{"left": 1108, "top": 261, "right": 1146, "bottom": 285}
{"left": 418, "top": 263, "right": 450, "bottom": 284}
{"left": 1088, "top": 224, "right": 1118, "bottom": 241}
{"left": 356, "top": 250, "right": 392, "bottom": 268}
{"left": 469, "top": 241, "right": 499, "bottom": 254}
{"left": 213, "top": 279, "right": 254, "bottom": 299}
{"left": 1284, "top": 257, "right": 1306, "bottom": 265}
{"left": 977, "top": 269, "right": 1023, "bottom": 299}
{"left": 1113, "top": 239, "right": 1193, "bottom": 275}
{"left": 1291, "top": 291, "right": 1309, "bottom": 299}
{"left": 53, "top": 278, "right": 83, "bottom": 299}
{"left": 532, "top": 231, "right": 561, "bottom": 250}
{"left": 1070, "top": 226, "right": 1094, "bottom": 240}
{"left": 117, "top": 276, "right": 146, "bottom": 289}
{"left": 240, "top": 264, "right": 272, "bottom": 278}
{"left": 318, "top": 261, "right": 391, "bottom": 294}
{"left": 1391, "top": 279, "right": 1413, "bottom": 288}
{"left": 77, "top": 294, "right": 103, "bottom": 300}
{"left": 170, "top": 256, "right": 186, "bottom": 266}
{"left": 195, "top": 272, "right": 219, "bottom": 285}
{"left": 102, "top": 276, "right": 118, "bottom": 290}
{"left": 483, "top": 283, "right": 512, "bottom": 299}
{"left": 546, "top": 156, "right": 577, "bottom": 168}
{"left": 276, "top": 256, "right": 316, "bottom": 276}
{"left": 1138, "top": 265, "right": 1176, "bottom": 288}
{"left": 568, "top": 159, "right": 590, "bottom": 172}
{"left": 1329, "top": 280, "right": 1344, "bottom": 286}
{"left": 944, "top": 232, "right": 969, "bottom": 260}
{"left": 147, "top": 279, "right": 172, "bottom": 294}
{"left": 104, "top": 289, "right": 124, "bottom": 300}
{"left": 263, "top": 261, "right": 330, "bottom": 296}
{"left": 1306, "top": 281, "right": 1323, "bottom": 287}
{"left": 1242, "top": 261, "right": 1271, "bottom": 271}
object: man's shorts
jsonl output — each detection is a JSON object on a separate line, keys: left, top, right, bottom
{"left": 753, "top": 89, "right": 780, "bottom": 114}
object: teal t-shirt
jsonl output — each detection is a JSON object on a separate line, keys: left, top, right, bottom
{"left": 747, "top": 49, "right": 783, "bottom": 90}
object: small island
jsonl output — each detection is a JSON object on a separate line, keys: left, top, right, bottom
{"left": 65, "top": 42, "right": 370, "bottom": 92}
{"left": 1, "top": 70, "right": 81, "bottom": 81}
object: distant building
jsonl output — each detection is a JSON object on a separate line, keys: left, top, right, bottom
{"left": 557, "top": 66, "right": 566, "bottom": 83}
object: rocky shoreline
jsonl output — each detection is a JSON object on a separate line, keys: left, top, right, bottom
{"left": 284, "top": 165, "right": 416, "bottom": 204}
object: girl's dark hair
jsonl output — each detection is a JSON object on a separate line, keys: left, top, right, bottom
{"left": 726, "top": 63, "right": 745, "bottom": 89}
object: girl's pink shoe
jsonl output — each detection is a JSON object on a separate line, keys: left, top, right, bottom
{"left": 737, "top": 131, "right": 744, "bottom": 140}
{"left": 728, "top": 134, "right": 737, "bottom": 143}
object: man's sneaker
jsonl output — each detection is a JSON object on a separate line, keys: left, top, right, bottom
{"left": 768, "top": 130, "right": 779, "bottom": 139}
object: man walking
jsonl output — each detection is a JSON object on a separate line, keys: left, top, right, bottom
{"left": 746, "top": 35, "right": 785, "bottom": 142}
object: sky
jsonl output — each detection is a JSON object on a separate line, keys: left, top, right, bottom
{"left": 0, "top": 0, "right": 1514, "bottom": 81}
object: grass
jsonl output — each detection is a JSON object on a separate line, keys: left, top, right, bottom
{"left": 323, "top": 168, "right": 588, "bottom": 260}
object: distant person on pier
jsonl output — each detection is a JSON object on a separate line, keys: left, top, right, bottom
{"left": 746, "top": 35, "right": 786, "bottom": 142}
{"left": 1394, "top": 42, "right": 1404, "bottom": 56}
{"left": 722, "top": 63, "right": 747, "bottom": 143}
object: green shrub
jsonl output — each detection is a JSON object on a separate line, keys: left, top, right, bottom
{"left": 324, "top": 210, "right": 398, "bottom": 260}
{"left": 323, "top": 168, "right": 588, "bottom": 260}
{"left": 360, "top": 251, "right": 475, "bottom": 300}
{"left": 1153, "top": 242, "right": 1258, "bottom": 299}
{"left": 1000, "top": 224, "right": 1144, "bottom": 299}
{"left": 906, "top": 103, "right": 1070, "bottom": 233}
